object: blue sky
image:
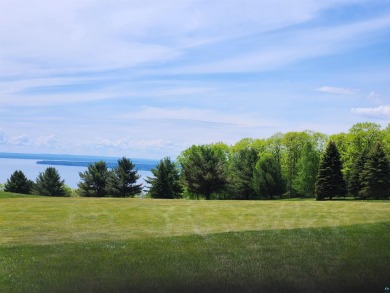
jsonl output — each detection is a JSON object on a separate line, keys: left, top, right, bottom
{"left": 1, "top": 0, "right": 389, "bottom": 159}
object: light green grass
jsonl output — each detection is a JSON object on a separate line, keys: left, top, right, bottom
{"left": 0, "top": 192, "right": 389, "bottom": 292}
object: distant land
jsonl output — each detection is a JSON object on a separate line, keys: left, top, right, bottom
{"left": 0, "top": 152, "right": 159, "bottom": 171}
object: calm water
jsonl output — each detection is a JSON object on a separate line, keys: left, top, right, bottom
{"left": 0, "top": 158, "right": 152, "bottom": 189}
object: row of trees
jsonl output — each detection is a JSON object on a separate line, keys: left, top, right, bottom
{"left": 3, "top": 122, "right": 390, "bottom": 200}
{"left": 4, "top": 157, "right": 143, "bottom": 198}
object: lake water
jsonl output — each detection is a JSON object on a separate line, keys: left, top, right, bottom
{"left": 0, "top": 158, "right": 153, "bottom": 189}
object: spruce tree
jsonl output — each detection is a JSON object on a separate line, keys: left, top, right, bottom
{"left": 348, "top": 151, "right": 367, "bottom": 197}
{"left": 34, "top": 167, "right": 66, "bottom": 196}
{"left": 315, "top": 141, "right": 346, "bottom": 200}
{"left": 146, "top": 157, "right": 182, "bottom": 199}
{"left": 359, "top": 142, "right": 390, "bottom": 199}
{"left": 4, "top": 170, "right": 33, "bottom": 194}
{"left": 110, "top": 157, "right": 142, "bottom": 197}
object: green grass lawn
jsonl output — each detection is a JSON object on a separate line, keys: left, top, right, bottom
{"left": 0, "top": 192, "right": 389, "bottom": 292}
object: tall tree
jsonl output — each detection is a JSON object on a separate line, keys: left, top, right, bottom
{"left": 78, "top": 161, "right": 110, "bottom": 197}
{"left": 281, "top": 131, "right": 310, "bottom": 197}
{"left": 4, "top": 170, "right": 33, "bottom": 194}
{"left": 254, "top": 153, "right": 284, "bottom": 199}
{"left": 146, "top": 157, "right": 182, "bottom": 199}
{"left": 348, "top": 151, "right": 367, "bottom": 197}
{"left": 293, "top": 141, "right": 321, "bottom": 197}
{"left": 179, "top": 145, "right": 227, "bottom": 200}
{"left": 34, "top": 167, "right": 66, "bottom": 196}
{"left": 315, "top": 141, "right": 346, "bottom": 200}
{"left": 359, "top": 142, "right": 390, "bottom": 199}
{"left": 110, "top": 157, "right": 142, "bottom": 198}
{"left": 229, "top": 147, "right": 258, "bottom": 199}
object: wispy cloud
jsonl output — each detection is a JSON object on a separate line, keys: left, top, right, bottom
{"left": 317, "top": 86, "right": 356, "bottom": 95}
{"left": 351, "top": 105, "right": 390, "bottom": 119}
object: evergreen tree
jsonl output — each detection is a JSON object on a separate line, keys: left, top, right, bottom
{"left": 254, "top": 153, "right": 284, "bottom": 199}
{"left": 359, "top": 142, "right": 390, "bottom": 199}
{"left": 348, "top": 151, "right": 367, "bottom": 197}
{"left": 34, "top": 167, "right": 66, "bottom": 196}
{"left": 146, "top": 157, "right": 182, "bottom": 199}
{"left": 315, "top": 141, "right": 346, "bottom": 200}
{"left": 78, "top": 161, "right": 110, "bottom": 197}
{"left": 180, "top": 145, "right": 227, "bottom": 200}
{"left": 110, "top": 157, "right": 142, "bottom": 197}
{"left": 229, "top": 148, "right": 258, "bottom": 200}
{"left": 4, "top": 170, "right": 33, "bottom": 194}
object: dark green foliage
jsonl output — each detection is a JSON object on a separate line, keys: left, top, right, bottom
{"left": 348, "top": 151, "right": 367, "bottom": 197}
{"left": 180, "top": 145, "right": 227, "bottom": 200}
{"left": 359, "top": 142, "right": 390, "bottom": 199}
{"left": 78, "top": 161, "right": 110, "bottom": 197}
{"left": 110, "top": 157, "right": 142, "bottom": 198}
{"left": 34, "top": 167, "right": 66, "bottom": 196}
{"left": 4, "top": 170, "right": 33, "bottom": 194}
{"left": 254, "top": 153, "right": 284, "bottom": 199}
{"left": 229, "top": 148, "right": 258, "bottom": 199}
{"left": 146, "top": 157, "right": 182, "bottom": 199}
{"left": 315, "top": 141, "right": 346, "bottom": 200}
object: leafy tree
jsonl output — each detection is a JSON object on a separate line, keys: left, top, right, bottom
{"left": 315, "top": 141, "right": 346, "bottom": 200}
{"left": 281, "top": 131, "right": 311, "bottom": 197}
{"left": 4, "top": 170, "right": 33, "bottom": 194}
{"left": 78, "top": 161, "right": 110, "bottom": 197}
{"left": 229, "top": 148, "right": 258, "bottom": 199}
{"left": 293, "top": 141, "right": 320, "bottom": 197}
{"left": 179, "top": 145, "right": 227, "bottom": 200}
{"left": 146, "top": 157, "right": 182, "bottom": 199}
{"left": 110, "top": 157, "right": 142, "bottom": 197}
{"left": 359, "top": 142, "right": 390, "bottom": 199}
{"left": 34, "top": 167, "right": 66, "bottom": 196}
{"left": 254, "top": 153, "right": 284, "bottom": 199}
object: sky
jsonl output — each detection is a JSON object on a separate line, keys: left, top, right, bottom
{"left": 0, "top": 0, "right": 389, "bottom": 159}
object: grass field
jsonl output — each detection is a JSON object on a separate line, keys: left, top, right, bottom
{"left": 0, "top": 192, "right": 389, "bottom": 292}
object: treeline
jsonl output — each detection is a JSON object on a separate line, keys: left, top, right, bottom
{"left": 2, "top": 122, "right": 390, "bottom": 200}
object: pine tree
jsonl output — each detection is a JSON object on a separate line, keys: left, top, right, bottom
{"left": 34, "top": 167, "right": 66, "bottom": 196}
{"left": 315, "top": 141, "right": 346, "bottom": 200}
{"left": 359, "top": 142, "right": 390, "bottom": 199}
{"left": 180, "top": 145, "right": 227, "bottom": 200}
{"left": 146, "top": 157, "right": 182, "bottom": 199}
{"left": 4, "top": 170, "right": 33, "bottom": 194}
{"left": 110, "top": 157, "right": 142, "bottom": 197}
{"left": 78, "top": 161, "right": 110, "bottom": 197}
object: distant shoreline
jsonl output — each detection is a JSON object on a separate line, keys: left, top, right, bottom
{"left": 0, "top": 152, "right": 158, "bottom": 171}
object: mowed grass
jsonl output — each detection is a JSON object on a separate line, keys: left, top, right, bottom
{"left": 0, "top": 192, "right": 389, "bottom": 292}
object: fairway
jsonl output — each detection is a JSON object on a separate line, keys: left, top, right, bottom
{"left": 1, "top": 193, "right": 389, "bottom": 292}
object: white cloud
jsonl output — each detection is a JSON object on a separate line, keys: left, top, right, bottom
{"left": 351, "top": 105, "right": 390, "bottom": 119}
{"left": 317, "top": 86, "right": 355, "bottom": 95}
